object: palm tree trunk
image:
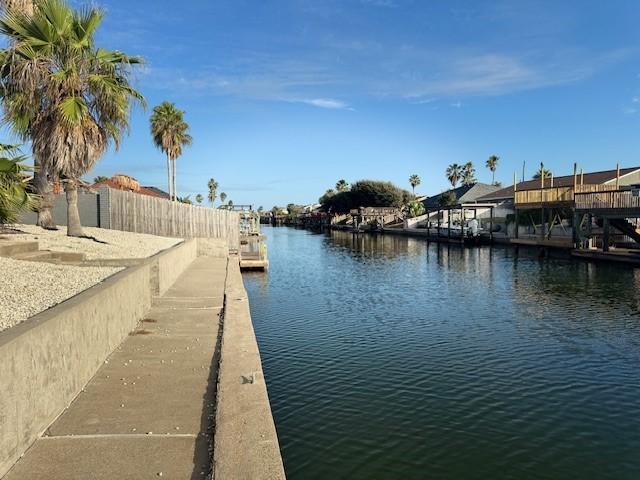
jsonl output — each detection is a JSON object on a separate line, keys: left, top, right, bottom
{"left": 64, "top": 179, "right": 84, "bottom": 237}
{"left": 492, "top": 170, "right": 495, "bottom": 184}
{"left": 33, "top": 157, "right": 57, "bottom": 229}
{"left": 172, "top": 159, "right": 177, "bottom": 201}
{"left": 166, "top": 154, "right": 172, "bottom": 200}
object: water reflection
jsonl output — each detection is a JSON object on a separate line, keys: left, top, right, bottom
{"left": 244, "top": 227, "right": 640, "bottom": 480}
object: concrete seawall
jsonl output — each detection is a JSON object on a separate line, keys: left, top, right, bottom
{"left": 0, "top": 240, "right": 198, "bottom": 478}
{"left": 213, "top": 256, "right": 286, "bottom": 479}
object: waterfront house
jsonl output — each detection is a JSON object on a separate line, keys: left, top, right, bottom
{"left": 476, "top": 166, "right": 640, "bottom": 248}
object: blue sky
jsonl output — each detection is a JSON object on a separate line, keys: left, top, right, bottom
{"left": 72, "top": 0, "right": 640, "bottom": 206}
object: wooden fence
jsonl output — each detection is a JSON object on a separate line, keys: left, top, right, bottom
{"left": 107, "top": 188, "right": 240, "bottom": 248}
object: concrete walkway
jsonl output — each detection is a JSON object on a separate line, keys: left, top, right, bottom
{"left": 5, "top": 256, "right": 226, "bottom": 480}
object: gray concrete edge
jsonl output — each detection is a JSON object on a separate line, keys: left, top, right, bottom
{"left": 212, "top": 256, "right": 286, "bottom": 480}
{"left": 0, "top": 238, "right": 202, "bottom": 478}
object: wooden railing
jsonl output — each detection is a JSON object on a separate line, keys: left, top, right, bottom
{"left": 575, "top": 189, "right": 640, "bottom": 210}
{"left": 514, "top": 186, "right": 575, "bottom": 205}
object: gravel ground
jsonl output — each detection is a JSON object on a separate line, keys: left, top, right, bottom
{"left": 0, "top": 257, "right": 122, "bottom": 331}
{"left": 8, "top": 225, "right": 181, "bottom": 260}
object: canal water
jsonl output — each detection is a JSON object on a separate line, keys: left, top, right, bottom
{"left": 242, "top": 226, "right": 640, "bottom": 480}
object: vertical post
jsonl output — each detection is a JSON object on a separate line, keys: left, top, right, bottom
{"left": 580, "top": 168, "right": 584, "bottom": 185}
{"left": 616, "top": 163, "right": 620, "bottom": 190}
{"left": 448, "top": 208, "right": 452, "bottom": 240}
{"left": 514, "top": 208, "right": 519, "bottom": 239}
{"left": 541, "top": 207, "right": 546, "bottom": 242}
{"left": 573, "top": 162, "right": 578, "bottom": 189}
{"left": 540, "top": 162, "right": 545, "bottom": 189}
{"left": 603, "top": 217, "right": 610, "bottom": 252}
{"left": 550, "top": 173, "right": 554, "bottom": 188}
{"left": 460, "top": 207, "right": 465, "bottom": 244}
{"left": 573, "top": 211, "right": 580, "bottom": 248}
{"left": 437, "top": 208, "right": 441, "bottom": 238}
{"left": 490, "top": 206, "right": 494, "bottom": 243}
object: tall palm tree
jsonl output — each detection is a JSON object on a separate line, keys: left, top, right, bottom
{"left": 220, "top": 191, "right": 227, "bottom": 204}
{"left": 150, "top": 102, "right": 191, "bottom": 201}
{"left": 0, "top": 0, "right": 144, "bottom": 237}
{"left": 486, "top": 155, "right": 499, "bottom": 184}
{"left": 335, "top": 179, "right": 349, "bottom": 192}
{"left": 409, "top": 174, "right": 421, "bottom": 195}
{"left": 195, "top": 193, "right": 203, "bottom": 205}
{"left": 207, "top": 178, "right": 218, "bottom": 205}
{"left": 446, "top": 163, "right": 462, "bottom": 188}
{"left": 461, "top": 162, "right": 476, "bottom": 186}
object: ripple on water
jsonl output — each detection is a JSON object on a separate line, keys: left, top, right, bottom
{"left": 244, "top": 227, "right": 640, "bottom": 480}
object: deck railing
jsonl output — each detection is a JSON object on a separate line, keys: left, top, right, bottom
{"left": 514, "top": 184, "right": 622, "bottom": 206}
{"left": 575, "top": 189, "right": 640, "bottom": 210}
{"left": 514, "top": 186, "right": 575, "bottom": 205}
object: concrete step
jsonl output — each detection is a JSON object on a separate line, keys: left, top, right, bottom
{"left": 0, "top": 241, "right": 39, "bottom": 257}
{"left": 10, "top": 250, "right": 55, "bottom": 262}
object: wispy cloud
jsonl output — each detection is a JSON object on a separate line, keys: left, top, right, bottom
{"left": 296, "top": 98, "right": 352, "bottom": 109}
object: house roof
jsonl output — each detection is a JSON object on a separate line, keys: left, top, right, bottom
{"left": 91, "top": 180, "right": 170, "bottom": 199}
{"left": 422, "top": 183, "right": 501, "bottom": 209}
{"left": 477, "top": 167, "right": 640, "bottom": 202}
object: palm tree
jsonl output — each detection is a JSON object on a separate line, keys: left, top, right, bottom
{"left": 533, "top": 167, "right": 552, "bottom": 180}
{"left": 220, "top": 192, "right": 227, "bottom": 204}
{"left": 94, "top": 175, "right": 109, "bottom": 184}
{"left": 207, "top": 178, "right": 218, "bottom": 205}
{"left": 446, "top": 163, "right": 462, "bottom": 188}
{"left": 150, "top": 102, "right": 191, "bottom": 201}
{"left": 0, "top": 0, "right": 144, "bottom": 237}
{"left": 195, "top": 193, "right": 203, "bottom": 205}
{"left": 486, "top": 155, "right": 499, "bottom": 185}
{"left": 0, "top": 143, "right": 37, "bottom": 224}
{"left": 409, "top": 174, "right": 421, "bottom": 195}
{"left": 335, "top": 179, "right": 349, "bottom": 192}
{"left": 461, "top": 162, "right": 476, "bottom": 186}
{"left": 0, "top": 0, "right": 33, "bottom": 14}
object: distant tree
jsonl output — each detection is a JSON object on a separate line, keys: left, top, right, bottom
{"left": 533, "top": 168, "right": 552, "bottom": 180}
{"left": 461, "top": 162, "right": 476, "bottom": 186}
{"left": 486, "top": 155, "right": 499, "bottom": 185}
{"left": 220, "top": 192, "right": 227, "bottom": 204}
{"left": 439, "top": 190, "right": 457, "bottom": 207}
{"left": 409, "top": 174, "right": 421, "bottom": 195}
{"left": 207, "top": 178, "right": 218, "bottom": 205}
{"left": 258, "top": 206, "right": 264, "bottom": 213}
{"left": 335, "top": 179, "right": 349, "bottom": 192}
{"left": 319, "top": 188, "right": 336, "bottom": 205}
{"left": 150, "top": 102, "right": 192, "bottom": 202}
{"left": 446, "top": 164, "right": 462, "bottom": 188}
{"left": 177, "top": 195, "right": 192, "bottom": 204}
{"left": 406, "top": 200, "right": 425, "bottom": 218}
{"left": 320, "top": 179, "right": 410, "bottom": 213}
{"left": 94, "top": 175, "right": 109, "bottom": 184}
{"left": 195, "top": 194, "right": 204, "bottom": 204}
{"left": 228, "top": 199, "right": 233, "bottom": 206}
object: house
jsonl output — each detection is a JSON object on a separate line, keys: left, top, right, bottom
{"left": 475, "top": 166, "right": 640, "bottom": 247}
{"left": 91, "top": 174, "right": 170, "bottom": 199}
{"left": 422, "top": 183, "right": 501, "bottom": 210}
